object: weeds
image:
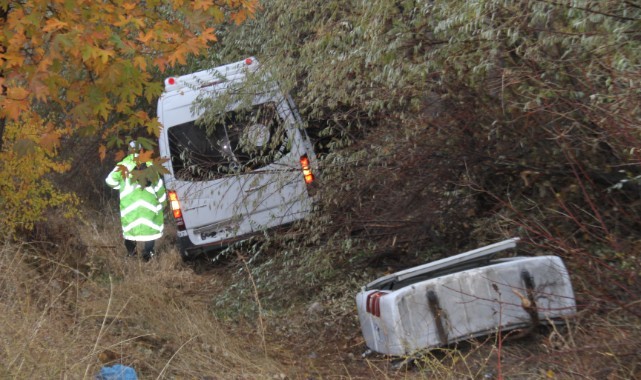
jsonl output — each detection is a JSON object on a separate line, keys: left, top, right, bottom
{"left": 3, "top": 202, "right": 641, "bottom": 379}
{"left": 0, "top": 214, "right": 286, "bottom": 379}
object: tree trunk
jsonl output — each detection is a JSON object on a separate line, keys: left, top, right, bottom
{"left": 0, "top": 6, "right": 6, "bottom": 151}
{"left": 0, "top": 118, "right": 4, "bottom": 151}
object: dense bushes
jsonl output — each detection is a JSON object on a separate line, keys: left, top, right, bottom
{"left": 204, "top": 0, "right": 641, "bottom": 313}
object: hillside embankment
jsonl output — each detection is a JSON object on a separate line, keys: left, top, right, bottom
{"left": 1, "top": 205, "right": 640, "bottom": 379}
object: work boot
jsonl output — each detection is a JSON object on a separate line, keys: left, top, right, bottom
{"left": 141, "top": 240, "right": 156, "bottom": 262}
{"left": 142, "top": 250, "right": 155, "bottom": 262}
{"left": 124, "top": 240, "right": 137, "bottom": 258}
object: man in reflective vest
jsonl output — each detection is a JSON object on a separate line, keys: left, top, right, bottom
{"left": 105, "top": 140, "right": 167, "bottom": 261}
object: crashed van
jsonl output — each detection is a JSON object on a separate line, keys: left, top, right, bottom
{"left": 356, "top": 238, "right": 577, "bottom": 356}
{"left": 157, "top": 57, "right": 318, "bottom": 259}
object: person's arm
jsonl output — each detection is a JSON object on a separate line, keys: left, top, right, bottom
{"left": 105, "top": 165, "right": 123, "bottom": 190}
{"left": 155, "top": 177, "right": 167, "bottom": 207}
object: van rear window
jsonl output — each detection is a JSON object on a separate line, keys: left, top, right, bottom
{"left": 167, "top": 102, "right": 290, "bottom": 181}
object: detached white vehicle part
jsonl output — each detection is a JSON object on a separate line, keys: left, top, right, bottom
{"left": 157, "top": 57, "right": 318, "bottom": 259}
{"left": 356, "top": 238, "right": 577, "bottom": 356}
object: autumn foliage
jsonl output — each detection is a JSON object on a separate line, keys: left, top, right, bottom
{"left": 0, "top": 115, "right": 77, "bottom": 232}
{"left": 0, "top": 0, "right": 257, "bottom": 233}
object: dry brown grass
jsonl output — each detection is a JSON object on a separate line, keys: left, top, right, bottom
{"left": 0, "top": 210, "right": 287, "bottom": 379}
{"left": 2, "top": 208, "right": 641, "bottom": 379}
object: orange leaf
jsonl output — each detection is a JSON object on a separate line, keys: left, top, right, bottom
{"left": 3, "top": 98, "right": 30, "bottom": 120}
{"left": 30, "top": 78, "right": 50, "bottom": 102}
{"left": 116, "top": 164, "right": 130, "bottom": 178}
{"left": 137, "top": 31, "right": 154, "bottom": 44}
{"left": 39, "top": 132, "right": 61, "bottom": 152}
{"left": 99, "top": 145, "right": 107, "bottom": 161}
{"left": 0, "top": 51, "right": 25, "bottom": 68}
{"left": 193, "top": 0, "right": 214, "bottom": 10}
{"left": 135, "top": 110, "right": 150, "bottom": 121}
{"left": 231, "top": 9, "right": 250, "bottom": 25}
{"left": 7, "top": 86, "right": 30, "bottom": 100}
{"left": 114, "top": 150, "right": 126, "bottom": 162}
{"left": 136, "top": 149, "right": 154, "bottom": 164}
{"left": 42, "top": 19, "right": 69, "bottom": 33}
{"left": 199, "top": 28, "right": 218, "bottom": 43}
{"left": 123, "top": 2, "right": 136, "bottom": 11}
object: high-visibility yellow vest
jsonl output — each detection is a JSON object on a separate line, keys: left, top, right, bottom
{"left": 105, "top": 154, "right": 167, "bottom": 241}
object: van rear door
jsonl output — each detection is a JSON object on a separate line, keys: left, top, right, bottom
{"left": 158, "top": 85, "right": 314, "bottom": 251}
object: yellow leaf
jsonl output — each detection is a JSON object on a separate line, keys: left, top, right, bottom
{"left": 98, "top": 48, "right": 115, "bottom": 64}
{"left": 95, "top": 101, "right": 112, "bottom": 121}
{"left": 133, "top": 56, "right": 147, "bottom": 71}
{"left": 6, "top": 87, "right": 30, "bottom": 100}
{"left": 81, "top": 45, "right": 93, "bottom": 62}
{"left": 210, "top": 7, "right": 224, "bottom": 23}
{"left": 146, "top": 119, "right": 162, "bottom": 137}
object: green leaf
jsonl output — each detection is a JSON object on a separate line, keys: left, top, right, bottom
{"left": 13, "top": 139, "right": 38, "bottom": 157}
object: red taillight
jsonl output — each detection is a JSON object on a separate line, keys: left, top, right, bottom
{"left": 167, "top": 77, "right": 176, "bottom": 85}
{"left": 245, "top": 58, "right": 253, "bottom": 65}
{"left": 168, "top": 190, "right": 185, "bottom": 230}
{"left": 168, "top": 191, "right": 181, "bottom": 218}
{"left": 300, "top": 154, "right": 315, "bottom": 184}
{"left": 366, "top": 291, "right": 387, "bottom": 317}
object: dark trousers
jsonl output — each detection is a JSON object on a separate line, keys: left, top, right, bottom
{"left": 125, "top": 239, "right": 156, "bottom": 260}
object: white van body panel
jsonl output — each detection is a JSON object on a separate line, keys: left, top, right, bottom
{"left": 356, "top": 239, "right": 577, "bottom": 356}
{"left": 157, "top": 58, "right": 316, "bottom": 256}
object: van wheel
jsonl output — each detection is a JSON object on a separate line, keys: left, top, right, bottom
{"left": 175, "top": 238, "right": 198, "bottom": 262}
{"left": 177, "top": 242, "right": 196, "bottom": 262}
{"left": 181, "top": 249, "right": 201, "bottom": 262}
{"left": 179, "top": 249, "right": 191, "bottom": 262}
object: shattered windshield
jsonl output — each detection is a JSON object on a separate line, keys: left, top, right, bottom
{"left": 167, "top": 101, "right": 290, "bottom": 181}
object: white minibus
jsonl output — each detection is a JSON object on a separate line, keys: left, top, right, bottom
{"left": 157, "top": 57, "right": 318, "bottom": 259}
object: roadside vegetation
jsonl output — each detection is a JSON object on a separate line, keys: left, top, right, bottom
{"left": 1, "top": 0, "right": 641, "bottom": 378}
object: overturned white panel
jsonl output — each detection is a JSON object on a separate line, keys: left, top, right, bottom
{"left": 356, "top": 239, "right": 576, "bottom": 356}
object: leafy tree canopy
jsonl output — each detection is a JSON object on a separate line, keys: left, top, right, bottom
{"left": 0, "top": 0, "right": 257, "bottom": 234}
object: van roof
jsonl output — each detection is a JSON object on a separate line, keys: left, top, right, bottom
{"left": 162, "top": 57, "right": 259, "bottom": 93}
